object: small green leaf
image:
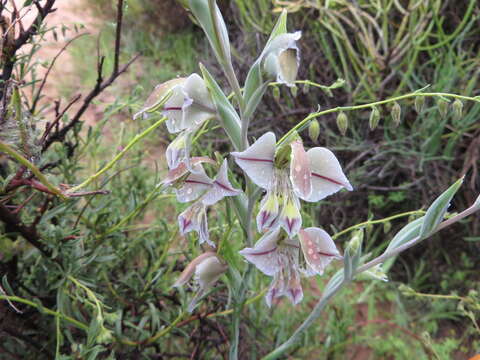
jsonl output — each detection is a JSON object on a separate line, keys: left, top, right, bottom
{"left": 420, "top": 177, "right": 464, "bottom": 238}
{"left": 386, "top": 216, "right": 424, "bottom": 252}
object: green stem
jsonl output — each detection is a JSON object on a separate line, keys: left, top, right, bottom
{"left": 0, "top": 295, "right": 88, "bottom": 331}
{"left": 277, "top": 91, "right": 480, "bottom": 145}
{"left": 262, "top": 197, "right": 480, "bottom": 359}
{"left": 332, "top": 210, "right": 425, "bottom": 239}
{"left": 67, "top": 116, "right": 166, "bottom": 193}
{"left": 0, "top": 141, "right": 67, "bottom": 200}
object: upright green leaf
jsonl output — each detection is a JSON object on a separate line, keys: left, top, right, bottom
{"left": 200, "top": 64, "right": 242, "bottom": 150}
{"left": 189, "top": 0, "right": 231, "bottom": 64}
{"left": 420, "top": 177, "right": 464, "bottom": 238}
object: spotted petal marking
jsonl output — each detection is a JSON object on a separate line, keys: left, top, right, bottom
{"left": 298, "top": 227, "right": 342, "bottom": 275}
{"left": 290, "top": 139, "right": 312, "bottom": 200}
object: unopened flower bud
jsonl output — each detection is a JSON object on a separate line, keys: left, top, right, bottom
{"left": 290, "top": 85, "right": 298, "bottom": 97}
{"left": 347, "top": 228, "right": 363, "bottom": 255}
{"left": 336, "top": 111, "right": 348, "bottom": 135}
{"left": 452, "top": 99, "right": 463, "bottom": 121}
{"left": 365, "top": 263, "right": 388, "bottom": 282}
{"left": 383, "top": 221, "right": 391, "bottom": 234}
{"left": 391, "top": 101, "right": 401, "bottom": 127}
{"left": 437, "top": 99, "right": 449, "bottom": 118}
{"left": 369, "top": 106, "right": 380, "bottom": 130}
{"left": 308, "top": 119, "right": 320, "bottom": 143}
{"left": 398, "top": 284, "right": 415, "bottom": 297}
{"left": 173, "top": 252, "right": 227, "bottom": 313}
{"left": 272, "top": 86, "right": 280, "bottom": 101}
{"left": 414, "top": 96, "right": 425, "bottom": 114}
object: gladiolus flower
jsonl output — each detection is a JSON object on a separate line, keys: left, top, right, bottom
{"left": 232, "top": 132, "right": 352, "bottom": 236}
{"left": 263, "top": 31, "right": 301, "bottom": 87}
{"left": 239, "top": 227, "right": 342, "bottom": 306}
{"left": 175, "top": 159, "right": 241, "bottom": 246}
{"left": 135, "top": 74, "right": 216, "bottom": 134}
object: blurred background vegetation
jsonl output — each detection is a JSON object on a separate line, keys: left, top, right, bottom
{"left": 1, "top": 0, "right": 479, "bottom": 358}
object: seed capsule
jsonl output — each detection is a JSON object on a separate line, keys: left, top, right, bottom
{"left": 336, "top": 111, "right": 348, "bottom": 135}
{"left": 391, "top": 101, "right": 401, "bottom": 127}
{"left": 308, "top": 119, "right": 320, "bottom": 143}
{"left": 437, "top": 99, "right": 449, "bottom": 118}
{"left": 452, "top": 99, "right": 463, "bottom": 121}
{"left": 369, "top": 106, "right": 380, "bottom": 130}
{"left": 414, "top": 96, "right": 425, "bottom": 114}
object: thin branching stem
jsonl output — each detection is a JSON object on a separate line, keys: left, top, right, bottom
{"left": 278, "top": 91, "right": 480, "bottom": 145}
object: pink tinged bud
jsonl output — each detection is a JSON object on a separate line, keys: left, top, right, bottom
{"left": 173, "top": 252, "right": 227, "bottom": 313}
{"left": 239, "top": 229, "right": 281, "bottom": 276}
{"left": 194, "top": 255, "right": 227, "bottom": 290}
{"left": 231, "top": 132, "right": 276, "bottom": 190}
{"left": 202, "top": 159, "right": 241, "bottom": 206}
{"left": 279, "top": 195, "right": 302, "bottom": 237}
{"left": 175, "top": 165, "right": 213, "bottom": 203}
{"left": 173, "top": 251, "right": 217, "bottom": 288}
{"left": 256, "top": 191, "right": 279, "bottom": 233}
{"left": 178, "top": 202, "right": 214, "bottom": 247}
{"left": 162, "top": 157, "right": 216, "bottom": 186}
{"left": 302, "top": 147, "right": 353, "bottom": 202}
{"left": 134, "top": 77, "right": 186, "bottom": 120}
{"left": 290, "top": 139, "right": 312, "bottom": 199}
{"left": 298, "top": 228, "right": 342, "bottom": 275}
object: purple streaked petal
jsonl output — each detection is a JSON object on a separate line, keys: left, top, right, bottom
{"left": 278, "top": 195, "right": 302, "bottom": 237}
{"left": 286, "top": 270, "right": 303, "bottom": 305}
{"left": 202, "top": 159, "right": 241, "bottom": 206}
{"left": 239, "top": 229, "right": 281, "bottom": 276}
{"left": 302, "top": 147, "right": 353, "bottom": 202}
{"left": 256, "top": 191, "right": 280, "bottom": 233}
{"left": 231, "top": 132, "right": 276, "bottom": 189}
{"left": 175, "top": 165, "right": 213, "bottom": 203}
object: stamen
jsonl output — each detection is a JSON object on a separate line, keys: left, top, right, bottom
{"left": 164, "top": 107, "right": 182, "bottom": 111}
{"left": 311, "top": 172, "right": 344, "bottom": 186}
